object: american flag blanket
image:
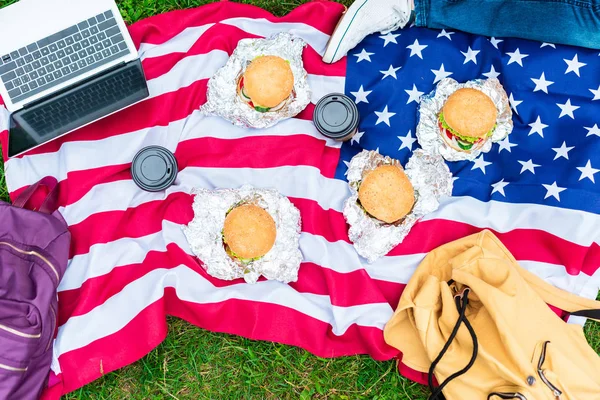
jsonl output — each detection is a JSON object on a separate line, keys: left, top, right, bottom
{"left": 1, "top": 1, "right": 599, "bottom": 396}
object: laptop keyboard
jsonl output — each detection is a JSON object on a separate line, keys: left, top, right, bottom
{"left": 18, "top": 60, "right": 147, "bottom": 137}
{"left": 0, "top": 10, "right": 132, "bottom": 104}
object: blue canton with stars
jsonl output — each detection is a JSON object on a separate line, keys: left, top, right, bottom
{"left": 337, "top": 27, "right": 600, "bottom": 214}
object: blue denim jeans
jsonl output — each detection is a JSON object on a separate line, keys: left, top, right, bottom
{"left": 414, "top": 0, "right": 600, "bottom": 49}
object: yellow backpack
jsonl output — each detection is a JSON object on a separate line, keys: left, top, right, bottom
{"left": 384, "top": 230, "right": 600, "bottom": 400}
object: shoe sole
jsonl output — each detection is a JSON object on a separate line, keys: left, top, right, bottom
{"left": 323, "top": 0, "right": 370, "bottom": 63}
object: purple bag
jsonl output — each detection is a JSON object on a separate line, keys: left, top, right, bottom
{"left": 0, "top": 177, "right": 70, "bottom": 400}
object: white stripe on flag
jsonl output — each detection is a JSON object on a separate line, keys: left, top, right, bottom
{"left": 147, "top": 49, "right": 229, "bottom": 98}
{"left": 5, "top": 112, "right": 340, "bottom": 191}
{"left": 54, "top": 163, "right": 600, "bottom": 250}
{"left": 60, "top": 166, "right": 349, "bottom": 226}
{"left": 54, "top": 265, "right": 394, "bottom": 356}
{"left": 425, "top": 196, "right": 600, "bottom": 247}
{"left": 138, "top": 24, "right": 216, "bottom": 59}
{"left": 219, "top": 18, "right": 332, "bottom": 55}
{"left": 0, "top": 106, "right": 9, "bottom": 131}
{"left": 519, "top": 260, "right": 600, "bottom": 301}
{"left": 59, "top": 220, "right": 419, "bottom": 293}
{"left": 58, "top": 214, "right": 600, "bottom": 306}
{"left": 308, "top": 75, "right": 346, "bottom": 103}
{"left": 138, "top": 18, "right": 332, "bottom": 60}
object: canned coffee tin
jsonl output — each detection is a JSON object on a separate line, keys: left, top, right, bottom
{"left": 313, "top": 93, "right": 360, "bottom": 141}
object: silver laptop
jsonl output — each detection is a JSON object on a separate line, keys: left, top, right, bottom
{"left": 0, "top": 0, "right": 149, "bottom": 157}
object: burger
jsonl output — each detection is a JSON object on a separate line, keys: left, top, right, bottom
{"left": 438, "top": 88, "right": 498, "bottom": 152}
{"left": 238, "top": 55, "right": 294, "bottom": 113}
{"left": 223, "top": 204, "right": 277, "bottom": 264}
{"left": 358, "top": 165, "right": 415, "bottom": 224}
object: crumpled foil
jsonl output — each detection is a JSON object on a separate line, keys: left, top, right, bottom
{"left": 200, "top": 32, "right": 311, "bottom": 129}
{"left": 344, "top": 149, "right": 453, "bottom": 263}
{"left": 416, "top": 77, "right": 513, "bottom": 162}
{"left": 183, "top": 185, "right": 302, "bottom": 284}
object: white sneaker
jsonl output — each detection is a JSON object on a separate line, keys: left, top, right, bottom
{"left": 323, "top": 0, "right": 412, "bottom": 64}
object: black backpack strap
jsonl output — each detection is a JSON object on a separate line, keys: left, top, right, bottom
{"left": 570, "top": 309, "right": 600, "bottom": 321}
{"left": 428, "top": 288, "right": 479, "bottom": 400}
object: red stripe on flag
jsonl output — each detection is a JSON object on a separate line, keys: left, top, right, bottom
{"left": 68, "top": 192, "right": 194, "bottom": 257}
{"left": 57, "top": 287, "right": 396, "bottom": 394}
{"left": 1, "top": 129, "right": 8, "bottom": 162}
{"left": 391, "top": 220, "right": 600, "bottom": 277}
{"left": 13, "top": 79, "right": 209, "bottom": 158}
{"left": 289, "top": 197, "right": 350, "bottom": 243}
{"left": 10, "top": 132, "right": 339, "bottom": 209}
{"left": 128, "top": 2, "right": 346, "bottom": 47}
{"left": 58, "top": 246, "right": 401, "bottom": 325}
{"left": 141, "top": 23, "right": 343, "bottom": 80}
{"left": 177, "top": 135, "right": 340, "bottom": 178}
{"left": 64, "top": 183, "right": 600, "bottom": 279}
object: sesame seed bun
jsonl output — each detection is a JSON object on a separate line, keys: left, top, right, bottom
{"left": 223, "top": 204, "right": 277, "bottom": 259}
{"left": 358, "top": 165, "right": 415, "bottom": 224}
{"left": 243, "top": 56, "right": 294, "bottom": 108}
{"left": 442, "top": 88, "right": 497, "bottom": 139}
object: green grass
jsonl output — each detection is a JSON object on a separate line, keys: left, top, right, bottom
{"left": 1, "top": 0, "right": 599, "bottom": 398}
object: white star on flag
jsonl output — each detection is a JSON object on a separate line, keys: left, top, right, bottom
{"left": 374, "top": 106, "right": 396, "bottom": 126}
{"left": 577, "top": 160, "right": 600, "bottom": 183}
{"left": 350, "top": 86, "right": 372, "bottom": 104}
{"left": 531, "top": 72, "right": 554, "bottom": 93}
{"left": 437, "top": 29, "right": 454, "bottom": 40}
{"left": 497, "top": 135, "right": 517, "bottom": 153}
{"left": 431, "top": 64, "right": 453, "bottom": 83}
{"left": 541, "top": 43, "right": 556, "bottom": 48}
{"left": 380, "top": 32, "right": 400, "bottom": 47}
{"left": 489, "top": 37, "right": 503, "bottom": 49}
{"left": 354, "top": 49, "right": 374, "bottom": 63}
{"left": 407, "top": 39, "right": 428, "bottom": 59}
{"left": 491, "top": 179, "right": 509, "bottom": 197}
{"left": 461, "top": 46, "right": 480, "bottom": 64}
{"left": 343, "top": 160, "right": 351, "bottom": 176}
{"left": 471, "top": 155, "right": 492, "bottom": 174}
{"left": 528, "top": 116, "right": 548, "bottom": 137}
{"left": 564, "top": 54, "right": 586, "bottom": 76}
{"left": 509, "top": 93, "right": 523, "bottom": 114}
{"left": 543, "top": 182, "right": 566, "bottom": 201}
{"left": 552, "top": 141, "right": 575, "bottom": 160}
{"left": 482, "top": 65, "right": 501, "bottom": 79}
{"left": 556, "top": 99, "right": 579, "bottom": 119}
{"left": 398, "top": 130, "right": 417, "bottom": 151}
{"left": 506, "top": 48, "right": 529, "bottom": 66}
{"left": 405, "top": 84, "right": 424, "bottom": 104}
{"left": 351, "top": 130, "right": 365, "bottom": 145}
{"left": 518, "top": 159, "right": 541, "bottom": 174}
{"left": 585, "top": 124, "right": 600, "bottom": 137}
{"left": 380, "top": 65, "right": 401, "bottom": 80}
{"left": 589, "top": 85, "right": 600, "bottom": 101}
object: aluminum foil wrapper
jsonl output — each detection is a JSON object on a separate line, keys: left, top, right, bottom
{"left": 200, "top": 32, "right": 311, "bottom": 129}
{"left": 183, "top": 185, "right": 302, "bottom": 284}
{"left": 416, "top": 77, "right": 513, "bottom": 162}
{"left": 344, "top": 150, "right": 453, "bottom": 263}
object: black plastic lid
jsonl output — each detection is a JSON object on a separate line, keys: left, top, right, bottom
{"left": 131, "top": 146, "right": 178, "bottom": 192}
{"left": 313, "top": 93, "right": 360, "bottom": 139}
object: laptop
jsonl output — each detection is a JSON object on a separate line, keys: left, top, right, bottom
{"left": 0, "top": 0, "right": 149, "bottom": 158}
